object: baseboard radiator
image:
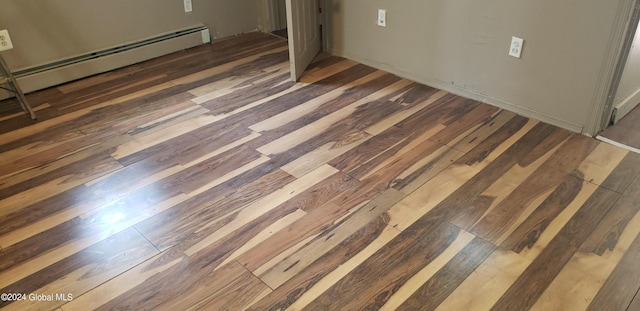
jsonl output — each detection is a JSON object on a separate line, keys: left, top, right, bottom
{"left": 1, "top": 24, "right": 210, "bottom": 99}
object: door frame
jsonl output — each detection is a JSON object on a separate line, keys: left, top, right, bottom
{"left": 585, "top": 0, "right": 640, "bottom": 135}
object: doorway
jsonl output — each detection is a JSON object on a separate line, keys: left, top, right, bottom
{"left": 596, "top": 0, "right": 640, "bottom": 152}
{"left": 261, "top": 0, "right": 287, "bottom": 34}
{"left": 269, "top": 0, "right": 288, "bottom": 39}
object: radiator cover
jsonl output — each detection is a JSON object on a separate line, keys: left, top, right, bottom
{"left": 1, "top": 24, "right": 210, "bottom": 98}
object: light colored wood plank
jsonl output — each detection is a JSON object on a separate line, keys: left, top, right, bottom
{"left": 258, "top": 188, "right": 405, "bottom": 288}
{"left": 280, "top": 130, "right": 371, "bottom": 178}
{"left": 249, "top": 70, "right": 388, "bottom": 133}
{"left": 379, "top": 230, "right": 476, "bottom": 311}
{"left": 435, "top": 180, "right": 598, "bottom": 311}
{"left": 188, "top": 61, "right": 290, "bottom": 100}
{"left": 183, "top": 164, "right": 337, "bottom": 256}
{"left": 110, "top": 114, "right": 219, "bottom": 159}
{"left": 0, "top": 159, "right": 123, "bottom": 218}
{"left": 575, "top": 142, "right": 628, "bottom": 186}
{"left": 256, "top": 79, "right": 414, "bottom": 155}
{"left": 282, "top": 224, "right": 400, "bottom": 310}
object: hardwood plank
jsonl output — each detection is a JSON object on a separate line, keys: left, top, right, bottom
{"left": 152, "top": 261, "right": 269, "bottom": 311}
{"left": 587, "top": 230, "right": 640, "bottom": 311}
{"left": 0, "top": 228, "right": 157, "bottom": 311}
{"left": 389, "top": 110, "right": 517, "bottom": 195}
{"left": 600, "top": 151, "right": 640, "bottom": 193}
{"left": 471, "top": 134, "right": 598, "bottom": 243}
{"left": 0, "top": 45, "right": 288, "bottom": 149}
{"left": 628, "top": 291, "right": 640, "bottom": 311}
{"left": 574, "top": 141, "right": 628, "bottom": 187}
{"left": 234, "top": 172, "right": 359, "bottom": 270}
{"left": 328, "top": 93, "right": 469, "bottom": 176}
{"left": 255, "top": 79, "right": 416, "bottom": 156}
{"left": 0, "top": 154, "right": 122, "bottom": 218}
{"left": 500, "top": 174, "right": 586, "bottom": 253}
{"left": 245, "top": 212, "right": 392, "bottom": 311}
{"left": 532, "top": 175, "right": 640, "bottom": 310}
{"left": 391, "top": 122, "right": 561, "bottom": 233}
{"left": 135, "top": 168, "right": 295, "bottom": 251}
{"left": 66, "top": 167, "right": 333, "bottom": 310}
{"left": 491, "top": 186, "right": 620, "bottom": 310}
{"left": 357, "top": 103, "right": 499, "bottom": 191}
{"left": 396, "top": 237, "right": 495, "bottom": 311}
{"left": 378, "top": 230, "right": 476, "bottom": 311}
{"left": 0, "top": 151, "right": 122, "bottom": 201}
{"left": 0, "top": 141, "right": 266, "bottom": 250}
{"left": 184, "top": 165, "right": 337, "bottom": 257}
{"left": 303, "top": 223, "right": 462, "bottom": 310}
{"left": 436, "top": 179, "right": 599, "bottom": 310}
{"left": 258, "top": 188, "right": 405, "bottom": 288}
{"left": 250, "top": 71, "right": 398, "bottom": 134}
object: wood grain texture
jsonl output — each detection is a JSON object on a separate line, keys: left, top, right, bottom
{"left": 0, "top": 32, "right": 639, "bottom": 311}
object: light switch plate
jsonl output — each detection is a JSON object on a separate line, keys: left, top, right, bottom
{"left": 378, "top": 9, "right": 387, "bottom": 27}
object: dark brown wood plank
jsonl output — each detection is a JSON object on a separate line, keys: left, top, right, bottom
{"left": 246, "top": 212, "right": 391, "bottom": 311}
{"left": 257, "top": 73, "right": 403, "bottom": 139}
{"left": 257, "top": 188, "right": 406, "bottom": 289}
{"left": 600, "top": 151, "right": 640, "bottom": 193}
{"left": 581, "top": 175, "right": 640, "bottom": 256}
{"left": 303, "top": 223, "right": 461, "bottom": 310}
{"left": 135, "top": 169, "right": 295, "bottom": 251}
{"left": 396, "top": 237, "right": 495, "bottom": 311}
{"left": 399, "top": 123, "right": 566, "bottom": 238}
{"left": 470, "top": 134, "right": 598, "bottom": 242}
{"left": 500, "top": 174, "right": 585, "bottom": 253}
{"left": 627, "top": 290, "right": 640, "bottom": 311}
{"left": 587, "top": 230, "right": 640, "bottom": 311}
{"left": 0, "top": 228, "right": 157, "bottom": 310}
{"left": 491, "top": 186, "right": 620, "bottom": 311}
{"left": 328, "top": 93, "right": 467, "bottom": 176}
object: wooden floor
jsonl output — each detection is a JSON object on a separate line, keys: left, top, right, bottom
{"left": 600, "top": 103, "right": 640, "bottom": 151}
{"left": 1, "top": 32, "right": 640, "bottom": 311}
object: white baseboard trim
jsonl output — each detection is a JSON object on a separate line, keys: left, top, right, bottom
{"left": 612, "top": 87, "right": 640, "bottom": 123}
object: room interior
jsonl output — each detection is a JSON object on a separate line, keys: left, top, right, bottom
{"left": 1, "top": 0, "right": 640, "bottom": 310}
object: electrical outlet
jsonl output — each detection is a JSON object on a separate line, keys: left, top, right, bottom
{"left": 184, "top": 0, "right": 193, "bottom": 13}
{"left": 0, "top": 29, "right": 14, "bottom": 51}
{"left": 509, "top": 36, "right": 524, "bottom": 58}
{"left": 377, "top": 9, "right": 387, "bottom": 27}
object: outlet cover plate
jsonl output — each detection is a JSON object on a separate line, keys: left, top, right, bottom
{"left": 184, "top": 0, "right": 193, "bottom": 13}
{"left": 509, "top": 36, "right": 524, "bottom": 58}
{"left": 0, "top": 29, "right": 14, "bottom": 51}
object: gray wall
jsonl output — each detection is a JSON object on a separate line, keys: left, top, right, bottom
{"left": 0, "top": 0, "right": 259, "bottom": 71}
{"left": 324, "top": 0, "right": 625, "bottom": 133}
